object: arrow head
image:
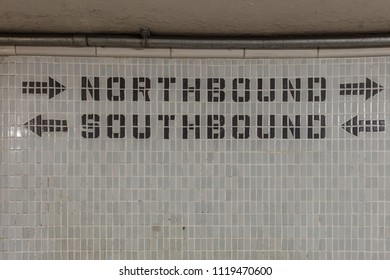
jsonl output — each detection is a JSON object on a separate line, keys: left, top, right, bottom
{"left": 365, "top": 78, "right": 383, "bottom": 100}
{"left": 24, "top": 115, "right": 43, "bottom": 137}
{"left": 48, "top": 77, "right": 66, "bottom": 99}
{"left": 341, "top": 116, "right": 359, "bottom": 136}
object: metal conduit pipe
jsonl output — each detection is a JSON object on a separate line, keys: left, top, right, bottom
{"left": 138, "top": 37, "right": 390, "bottom": 49}
{"left": 0, "top": 34, "right": 88, "bottom": 47}
{"left": 2, "top": 34, "right": 390, "bottom": 49}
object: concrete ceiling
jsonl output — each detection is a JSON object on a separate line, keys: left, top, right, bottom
{"left": 1, "top": 0, "right": 390, "bottom": 36}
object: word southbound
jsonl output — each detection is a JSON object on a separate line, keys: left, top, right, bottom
{"left": 22, "top": 76, "right": 386, "bottom": 139}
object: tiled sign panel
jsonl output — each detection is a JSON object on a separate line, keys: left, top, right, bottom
{"left": 0, "top": 56, "right": 389, "bottom": 260}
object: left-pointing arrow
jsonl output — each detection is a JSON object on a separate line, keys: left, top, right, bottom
{"left": 341, "top": 116, "right": 385, "bottom": 136}
{"left": 22, "top": 77, "right": 66, "bottom": 99}
{"left": 24, "top": 115, "right": 68, "bottom": 137}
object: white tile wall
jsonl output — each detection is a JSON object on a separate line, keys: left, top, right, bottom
{"left": 0, "top": 56, "right": 389, "bottom": 260}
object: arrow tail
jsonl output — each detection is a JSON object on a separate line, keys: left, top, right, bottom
{"left": 340, "top": 82, "right": 365, "bottom": 96}
{"left": 42, "top": 119, "right": 68, "bottom": 133}
{"left": 22, "top": 81, "right": 48, "bottom": 95}
{"left": 44, "top": 119, "right": 68, "bottom": 132}
{"left": 363, "top": 120, "right": 385, "bottom": 132}
{"left": 357, "top": 119, "right": 385, "bottom": 133}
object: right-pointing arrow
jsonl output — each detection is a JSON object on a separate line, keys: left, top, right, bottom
{"left": 339, "top": 78, "right": 383, "bottom": 100}
{"left": 341, "top": 116, "right": 385, "bottom": 136}
{"left": 22, "top": 77, "right": 66, "bottom": 99}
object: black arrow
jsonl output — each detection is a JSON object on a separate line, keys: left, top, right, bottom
{"left": 24, "top": 115, "right": 68, "bottom": 137}
{"left": 340, "top": 78, "right": 383, "bottom": 100}
{"left": 22, "top": 77, "right": 66, "bottom": 99}
{"left": 341, "top": 116, "right": 385, "bottom": 136}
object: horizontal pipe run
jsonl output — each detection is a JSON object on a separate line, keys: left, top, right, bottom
{"left": 2, "top": 34, "right": 390, "bottom": 49}
{"left": 0, "top": 35, "right": 88, "bottom": 47}
{"left": 4, "top": 46, "right": 390, "bottom": 58}
{"left": 95, "top": 37, "right": 390, "bottom": 49}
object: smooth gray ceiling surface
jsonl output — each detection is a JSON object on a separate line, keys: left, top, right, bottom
{"left": 1, "top": 0, "right": 390, "bottom": 35}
